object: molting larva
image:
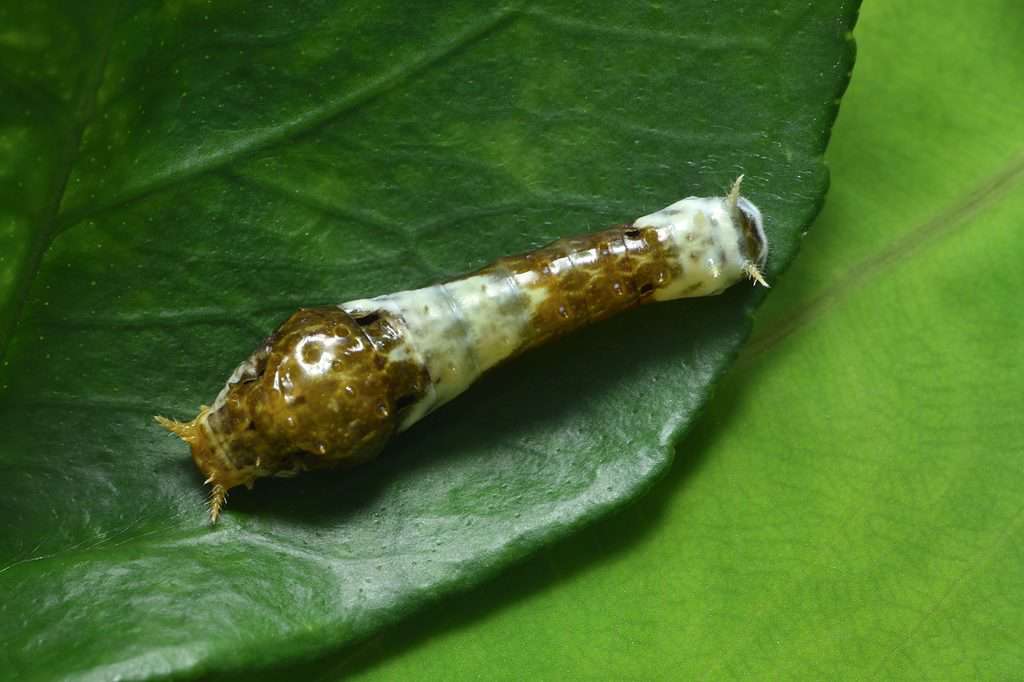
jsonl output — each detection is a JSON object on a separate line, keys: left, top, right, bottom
{"left": 157, "top": 177, "right": 769, "bottom": 522}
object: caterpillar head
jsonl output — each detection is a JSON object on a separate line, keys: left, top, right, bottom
{"left": 726, "top": 175, "right": 770, "bottom": 287}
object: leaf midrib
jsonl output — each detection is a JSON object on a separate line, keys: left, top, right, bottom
{"left": 50, "top": 7, "right": 520, "bottom": 236}
{"left": 0, "top": 7, "right": 521, "bottom": 364}
{"left": 0, "top": 9, "right": 117, "bottom": 362}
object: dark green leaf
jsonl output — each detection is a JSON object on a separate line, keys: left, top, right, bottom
{"left": 0, "top": 2, "right": 856, "bottom": 679}
{"left": 331, "top": 3, "right": 1024, "bottom": 680}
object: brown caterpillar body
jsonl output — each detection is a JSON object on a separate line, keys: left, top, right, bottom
{"left": 157, "top": 178, "right": 768, "bottom": 522}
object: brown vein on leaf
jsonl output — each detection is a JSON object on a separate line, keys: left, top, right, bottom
{"left": 742, "top": 151, "right": 1024, "bottom": 362}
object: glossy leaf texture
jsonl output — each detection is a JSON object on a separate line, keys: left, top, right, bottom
{"left": 0, "top": 2, "right": 857, "bottom": 679}
{"left": 328, "top": 2, "right": 1024, "bottom": 681}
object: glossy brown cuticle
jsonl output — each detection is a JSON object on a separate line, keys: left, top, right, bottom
{"left": 157, "top": 187, "right": 767, "bottom": 521}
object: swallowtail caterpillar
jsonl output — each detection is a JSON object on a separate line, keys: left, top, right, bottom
{"left": 157, "top": 177, "right": 768, "bottom": 522}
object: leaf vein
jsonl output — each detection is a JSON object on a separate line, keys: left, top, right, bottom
{"left": 52, "top": 7, "right": 521, "bottom": 236}
{"left": 742, "top": 150, "right": 1024, "bottom": 361}
{"left": 0, "top": 4, "right": 120, "bottom": 362}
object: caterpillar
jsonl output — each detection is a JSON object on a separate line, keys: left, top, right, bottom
{"left": 157, "top": 177, "right": 768, "bottom": 522}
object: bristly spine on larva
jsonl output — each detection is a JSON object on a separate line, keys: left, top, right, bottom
{"left": 156, "top": 176, "right": 769, "bottom": 523}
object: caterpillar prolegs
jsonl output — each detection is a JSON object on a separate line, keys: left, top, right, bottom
{"left": 157, "top": 177, "right": 769, "bottom": 522}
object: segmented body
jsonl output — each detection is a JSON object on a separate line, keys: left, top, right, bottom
{"left": 157, "top": 182, "right": 768, "bottom": 521}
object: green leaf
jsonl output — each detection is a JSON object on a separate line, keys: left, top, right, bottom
{"left": 0, "top": 2, "right": 856, "bottom": 679}
{"left": 323, "top": 3, "right": 1024, "bottom": 681}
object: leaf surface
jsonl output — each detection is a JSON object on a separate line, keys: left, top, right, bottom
{"left": 332, "top": 3, "right": 1024, "bottom": 680}
{"left": 0, "top": 2, "right": 856, "bottom": 679}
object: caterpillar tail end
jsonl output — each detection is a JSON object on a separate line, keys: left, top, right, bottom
{"left": 155, "top": 410, "right": 229, "bottom": 524}
{"left": 744, "top": 262, "right": 770, "bottom": 288}
{"left": 155, "top": 413, "right": 201, "bottom": 437}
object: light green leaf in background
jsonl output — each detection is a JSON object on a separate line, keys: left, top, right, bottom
{"left": 330, "top": 2, "right": 1024, "bottom": 680}
{"left": 0, "top": 1, "right": 857, "bottom": 680}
